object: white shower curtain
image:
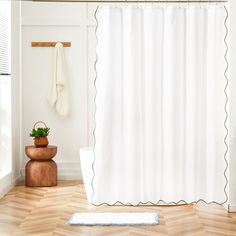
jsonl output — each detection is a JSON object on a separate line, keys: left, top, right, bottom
{"left": 93, "top": 4, "right": 228, "bottom": 205}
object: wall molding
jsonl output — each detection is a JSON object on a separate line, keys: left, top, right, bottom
{"left": 21, "top": 17, "right": 81, "bottom": 26}
{"left": 21, "top": 17, "right": 96, "bottom": 27}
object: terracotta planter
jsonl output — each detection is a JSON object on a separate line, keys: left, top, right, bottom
{"left": 34, "top": 137, "right": 48, "bottom": 147}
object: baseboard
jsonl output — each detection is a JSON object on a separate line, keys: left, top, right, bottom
{"left": 228, "top": 204, "right": 236, "bottom": 212}
{"left": 0, "top": 172, "right": 23, "bottom": 198}
{"left": 13, "top": 174, "right": 24, "bottom": 185}
{"left": 57, "top": 161, "right": 82, "bottom": 180}
{"left": 0, "top": 172, "right": 14, "bottom": 198}
{"left": 21, "top": 161, "right": 82, "bottom": 180}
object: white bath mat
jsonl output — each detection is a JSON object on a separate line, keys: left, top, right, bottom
{"left": 68, "top": 212, "right": 159, "bottom": 226}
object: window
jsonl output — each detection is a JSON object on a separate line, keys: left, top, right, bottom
{"left": 0, "top": 0, "right": 11, "bottom": 176}
{"left": 0, "top": 1, "right": 11, "bottom": 76}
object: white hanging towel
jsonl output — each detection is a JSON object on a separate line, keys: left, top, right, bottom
{"left": 48, "top": 42, "right": 69, "bottom": 116}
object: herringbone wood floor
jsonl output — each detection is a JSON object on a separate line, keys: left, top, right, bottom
{"left": 0, "top": 181, "right": 236, "bottom": 236}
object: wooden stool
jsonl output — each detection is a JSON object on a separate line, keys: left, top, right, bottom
{"left": 25, "top": 145, "right": 57, "bottom": 187}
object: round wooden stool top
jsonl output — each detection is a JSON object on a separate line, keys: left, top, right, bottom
{"left": 25, "top": 145, "right": 57, "bottom": 161}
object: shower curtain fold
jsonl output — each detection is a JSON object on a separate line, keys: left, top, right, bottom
{"left": 93, "top": 4, "right": 228, "bottom": 205}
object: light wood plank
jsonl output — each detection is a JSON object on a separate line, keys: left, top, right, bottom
{"left": 0, "top": 181, "right": 234, "bottom": 236}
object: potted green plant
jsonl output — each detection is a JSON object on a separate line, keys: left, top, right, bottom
{"left": 30, "top": 121, "right": 50, "bottom": 147}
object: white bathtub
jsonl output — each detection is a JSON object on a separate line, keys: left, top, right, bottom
{"left": 80, "top": 147, "right": 94, "bottom": 203}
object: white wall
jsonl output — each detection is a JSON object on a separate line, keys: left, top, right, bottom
{"left": 229, "top": 0, "right": 236, "bottom": 211}
{"left": 20, "top": 2, "right": 97, "bottom": 179}
{"left": 20, "top": 1, "right": 236, "bottom": 209}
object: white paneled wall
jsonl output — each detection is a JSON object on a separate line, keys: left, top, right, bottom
{"left": 21, "top": 2, "right": 97, "bottom": 179}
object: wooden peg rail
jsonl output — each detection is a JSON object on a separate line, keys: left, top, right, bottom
{"left": 31, "top": 42, "right": 71, "bottom": 47}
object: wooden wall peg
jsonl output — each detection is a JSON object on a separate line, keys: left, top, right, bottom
{"left": 31, "top": 42, "right": 71, "bottom": 47}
